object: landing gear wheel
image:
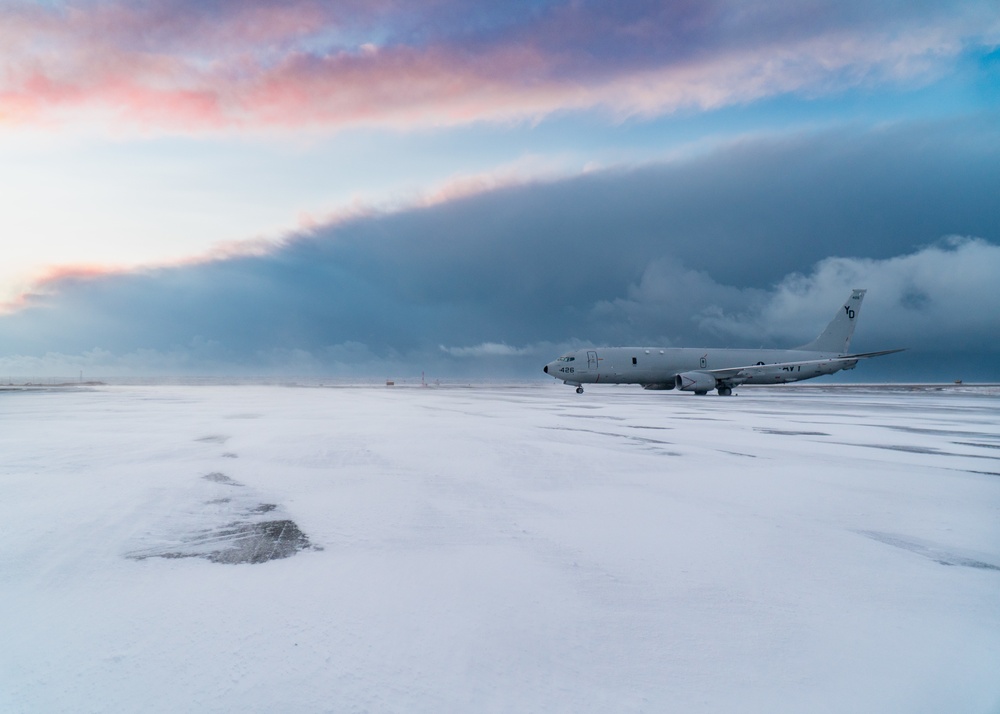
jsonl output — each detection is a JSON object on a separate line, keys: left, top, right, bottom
{"left": 718, "top": 387, "right": 732, "bottom": 396}
{"left": 576, "top": 386, "right": 584, "bottom": 394}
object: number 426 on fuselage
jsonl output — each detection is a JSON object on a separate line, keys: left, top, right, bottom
{"left": 543, "top": 289, "right": 904, "bottom": 396}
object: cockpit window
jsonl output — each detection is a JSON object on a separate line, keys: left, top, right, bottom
{"left": 557, "top": 356, "right": 575, "bottom": 362}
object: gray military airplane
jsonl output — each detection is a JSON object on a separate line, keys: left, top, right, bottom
{"left": 543, "top": 289, "right": 903, "bottom": 396}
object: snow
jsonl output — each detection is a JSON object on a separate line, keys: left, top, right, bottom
{"left": 2, "top": 383, "right": 999, "bottom": 713}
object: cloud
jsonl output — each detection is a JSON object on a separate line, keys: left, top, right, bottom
{"left": 770, "top": 237, "right": 1000, "bottom": 350}
{"left": 1, "top": 0, "right": 997, "bottom": 132}
{"left": 1, "top": 121, "right": 998, "bottom": 379}
{"left": 439, "top": 342, "right": 534, "bottom": 358}
{"left": 0, "top": 341, "right": 401, "bottom": 380}
{"left": 602, "top": 237, "right": 1000, "bottom": 352}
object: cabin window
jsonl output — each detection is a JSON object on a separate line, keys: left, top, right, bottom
{"left": 632, "top": 357, "right": 637, "bottom": 365}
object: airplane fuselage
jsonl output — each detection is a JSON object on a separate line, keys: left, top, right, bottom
{"left": 546, "top": 347, "right": 848, "bottom": 390}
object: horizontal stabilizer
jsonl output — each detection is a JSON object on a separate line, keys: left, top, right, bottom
{"left": 838, "top": 348, "right": 907, "bottom": 359}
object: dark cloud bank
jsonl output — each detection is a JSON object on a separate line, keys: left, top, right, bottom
{"left": 4, "top": 119, "right": 1000, "bottom": 381}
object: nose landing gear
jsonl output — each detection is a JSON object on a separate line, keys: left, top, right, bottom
{"left": 575, "top": 386, "right": 584, "bottom": 394}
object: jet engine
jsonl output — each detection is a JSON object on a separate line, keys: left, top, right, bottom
{"left": 674, "top": 371, "right": 717, "bottom": 394}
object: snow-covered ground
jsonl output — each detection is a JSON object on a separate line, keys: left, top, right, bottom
{"left": 2, "top": 383, "right": 998, "bottom": 713}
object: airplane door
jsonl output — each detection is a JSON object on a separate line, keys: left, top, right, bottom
{"left": 587, "top": 351, "right": 598, "bottom": 370}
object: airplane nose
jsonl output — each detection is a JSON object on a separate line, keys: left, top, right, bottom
{"left": 543, "top": 364, "right": 549, "bottom": 373}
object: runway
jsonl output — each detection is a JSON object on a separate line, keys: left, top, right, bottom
{"left": 2, "top": 383, "right": 998, "bottom": 713}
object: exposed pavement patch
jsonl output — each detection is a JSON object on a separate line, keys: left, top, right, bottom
{"left": 127, "top": 473, "right": 318, "bottom": 565}
{"left": 754, "top": 428, "right": 830, "bottom": 436}
{"left": 859, "top": 530, "right": 1000, "bottom": 572}
{"left": 131, "top": 520, "right": 313, "bottom": 565}
{"left": 203, "top": 472, "right": 241, "bottom": 485}
{"left": 836, "top": 443, "right": 1000, "bottom": 459}
{"left": 885, "top": 426, "right": 1000, "bottom": 441}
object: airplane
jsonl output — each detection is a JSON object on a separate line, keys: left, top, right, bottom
{"left": 543, "top": 289, "right": 903, "bottom": 396}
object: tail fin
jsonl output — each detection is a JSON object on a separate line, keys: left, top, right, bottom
{"left": 795, "top": 289, "right": 867, "bottom": 354}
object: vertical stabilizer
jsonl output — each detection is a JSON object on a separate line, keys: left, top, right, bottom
{"left": 795, "top": 289, "right": 867, "bottom": 354}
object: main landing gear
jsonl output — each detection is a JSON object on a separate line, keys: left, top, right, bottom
{"left": 718, "top": 387, "right": 733, "bottom": 396}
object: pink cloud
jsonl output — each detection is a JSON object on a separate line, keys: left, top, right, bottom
{"left": 0, "top": 1, "right": 996, "bottom": 133}
{"left": 0, "top": 263, "right": 127, "bottom": 312}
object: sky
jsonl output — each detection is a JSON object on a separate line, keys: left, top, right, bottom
{"left": 1, "top": 0, "right": 999, "bottom": 380}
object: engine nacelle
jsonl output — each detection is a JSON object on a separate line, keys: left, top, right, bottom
{"left": 675, "top": 371, "right": 717, "bottom": 393}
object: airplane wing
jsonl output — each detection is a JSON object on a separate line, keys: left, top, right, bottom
{"left": 702, "top": 348, "right": 907, "bottom": 382}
